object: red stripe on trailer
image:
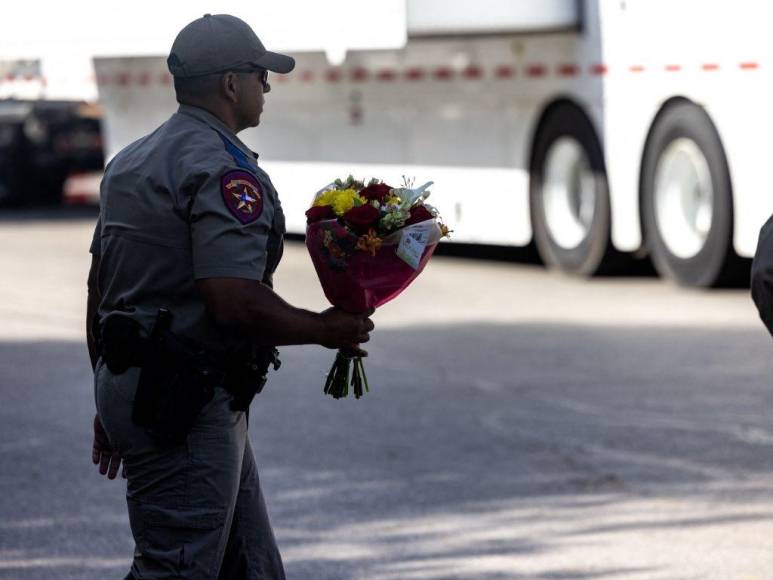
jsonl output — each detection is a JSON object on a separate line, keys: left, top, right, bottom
{"left": 137, "top": 72, "right": 151, "bottom": 86}
{"left": 590, "top": 64, "right": 608, "bottom": 75}
{"left": 433, "top": 66, "right": 454, "bottom": 80}
{"left": 629, "top": 65, "right": 645, "bottom": 73}
{"left": 159, "top": 73, "right": 172, "bottom": 85}
{"left": 495, "top": 65, "right": 515, "bottom": 78}
{"left": 405, "top": 68, "right": 426, "bottom": 81}
{"left": 376, "top": 69, "right": 397, "bottom": 81}
{"left": 665, "top": 64, "right": 681, "bottom": 72}
{"left": 326, "top": 69, "right": 343, "bottom": 82}
{"left": 702, "top": 63, "right": 719, "bottom": 71}
{"left": 463, "top": 65, "right": 483, "bottom": 79}
{"left": 116, "top": 72, "right": 131, "bottom": 86}
{"left": 526, "top": 64, "right": 546, "bottom": 78}
{"left": 557, "top": 63, "right": 580, "bottom": 77}
{"left": 301, "top": 70, "right": 314, "bottom": 82}
{"left": 5, "top": 74, "right": 16, "bottom": 82}
{"left": 740, "top": 62, "right": 759, "bottom": 70}
{"left": 351, "top": 67, "right": 369, "bottom": 82}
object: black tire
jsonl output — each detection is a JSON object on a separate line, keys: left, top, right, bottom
{"left": 529, "top": 102, "right": 618, "bottom": 276}
{"left": 641, "top": 101, "right": 747, "bottom": 287}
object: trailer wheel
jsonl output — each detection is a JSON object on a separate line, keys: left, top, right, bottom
{"left": 529, "top": 103, "right": 616, "bottom": 275}
{"left": 641, "top": 101, "right": 744, "bottom": 286}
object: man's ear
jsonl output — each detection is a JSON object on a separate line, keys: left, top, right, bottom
{"left": 221, "top": 72, "right": 239, "bottom": 103}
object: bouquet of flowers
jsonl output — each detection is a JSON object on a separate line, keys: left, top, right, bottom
{"left": 305, "top": 175, "right": 450, "bottom": 399}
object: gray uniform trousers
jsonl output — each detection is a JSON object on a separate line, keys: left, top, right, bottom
{"left": 94, "top": 360, "right": 285, "bottom": 579}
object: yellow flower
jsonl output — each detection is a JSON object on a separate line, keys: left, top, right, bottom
{"left": 385, "top": 194, "right": 402, "bottom": 206}
{"left": 313, "top": 188, "right": 364, "bottom": 215}
{"left": 330, "top": 188, "right": 364, "bottom": 216}
{"left": 313, "top": 189, "right": 337, "bottom": 208}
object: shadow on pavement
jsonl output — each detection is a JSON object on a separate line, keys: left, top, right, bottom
{"left": 2, "top": 319, "right": 773, "bottom": 578}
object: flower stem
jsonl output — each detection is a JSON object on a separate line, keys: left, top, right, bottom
{"left": 323, "top": 350, "right": 371, "bottom": 399}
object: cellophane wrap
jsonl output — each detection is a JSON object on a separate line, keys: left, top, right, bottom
{"left": 306, "top": 219, "right": 442, "bottom": 313}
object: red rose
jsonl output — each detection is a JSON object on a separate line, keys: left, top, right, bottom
{"left": 359, "top": 183, "right": 392, "bottom": 202}
{"left": 405, "top": 204, "right": 434, "bottom": 225}
{"left": 343, "top": 203, "right": 381, "bottom": 234}
{"left": 306, "top": 205, "right": 336, "bottom": 224}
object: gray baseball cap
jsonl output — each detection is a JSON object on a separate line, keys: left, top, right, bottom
{"left": 167, "top": 14, "right": 295, "bottom": 77}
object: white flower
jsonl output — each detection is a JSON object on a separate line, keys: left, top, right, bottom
{"left": 393, "top": 181, "right": 433, "bottom": 211}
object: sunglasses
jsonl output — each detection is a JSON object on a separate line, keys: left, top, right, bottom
{"left": 231, "top": 67, "right": 270, "bottom": 92}
{"left": 256, "top": 69, "right": 269, "bottom": 91}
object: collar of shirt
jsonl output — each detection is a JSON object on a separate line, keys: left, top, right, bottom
{"left": 177, "top": 104, "right": 258, "bottom": 162}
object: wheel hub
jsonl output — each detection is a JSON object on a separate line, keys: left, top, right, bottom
{"left": 542, "top": 137, "right": 597, "bottom": 250}
{"left": 653, "top": 138, "right": 713, "bottom": 260}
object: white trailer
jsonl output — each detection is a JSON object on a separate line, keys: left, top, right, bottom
{"left": 92, "top": 0, "right": 773, "bottom": 286}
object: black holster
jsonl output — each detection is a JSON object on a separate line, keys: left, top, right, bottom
{"left": 223, "top": 345, "right": 281, "bottom": 411}
{"left": 101, "top": 309, "right": 219, "bottom": 446}
{"left": 99, "top": 309, "right": 280, "bottom": 445}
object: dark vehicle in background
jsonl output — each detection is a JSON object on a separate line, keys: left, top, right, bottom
{"left": 0, "top": 99, "right": 104, "bottom": 207}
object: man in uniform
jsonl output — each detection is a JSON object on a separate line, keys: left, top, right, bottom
{"left": 86, "top": 14, "right": 374, "bottom": 579}
{"left": 753, "top": 217, "right": 773, "bottom": 334}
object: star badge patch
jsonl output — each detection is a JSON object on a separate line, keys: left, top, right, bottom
{"left": 221, "top": 170, "right": 263, "bottom": 224}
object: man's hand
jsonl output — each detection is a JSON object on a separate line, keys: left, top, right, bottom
{"left": 92, "top": 414, "right": 124, "bottom": 480}
{"left": 319, "top": 307, "right": 375, "bottom": 353}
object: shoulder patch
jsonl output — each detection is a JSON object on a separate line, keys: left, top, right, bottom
{"left": 221, "top": 170, "right": 263, "bottom": 224}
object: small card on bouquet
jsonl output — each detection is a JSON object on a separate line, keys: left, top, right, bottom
{"left": 397, "top": 223, "right": 432, "bottom": 269}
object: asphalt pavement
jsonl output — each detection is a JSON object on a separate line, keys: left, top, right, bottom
{"left": 1, "top": 212, "right": 773, "bottom": 579}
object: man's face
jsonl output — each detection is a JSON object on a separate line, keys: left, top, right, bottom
{"left": 236, "top": 69, "right": 269, "bottom": 129}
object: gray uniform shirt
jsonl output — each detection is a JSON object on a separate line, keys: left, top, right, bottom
{"left": 90, "top": 104, "right": 285, "bottom": 353}
{"left": 753, "top": 215, "right": 773, "bottom": 336}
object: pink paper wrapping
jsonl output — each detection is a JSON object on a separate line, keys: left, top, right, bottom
{"left": 306, "top": 219, "right": 438, "bottom": 313}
